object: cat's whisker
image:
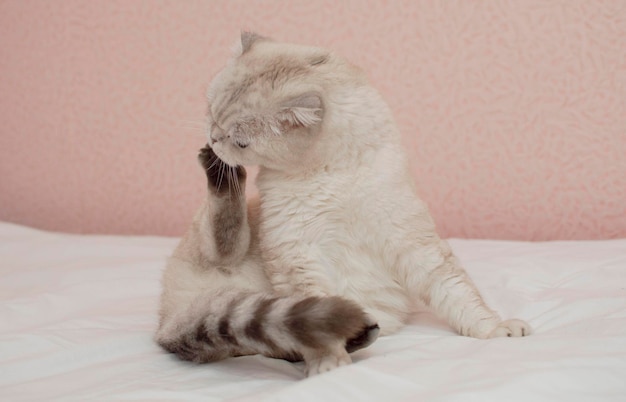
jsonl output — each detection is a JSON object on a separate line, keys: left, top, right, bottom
{"left": 232, "top": 166, "right": 242, "bottom": 197}
{"left": 180, "top": 124, "right": 206, "bottom": 130}
{"left": 183, "top": 123, "right": 207, "bottom": 128}
{"left": 231, "top": 168, "right": 238, "bottom": 198}
{"left": 217, "top": 160, "right": 226, "bottom": 192}
{"left": 229, "top": 166, "right": 236, "bottom": 197}
{"left": 227, "top": 167, "right": 233, "bottom": 200}
{"left": 179, "top": 120, "right": 210, "bottom": 137}
{"left": 222, "top": 164, "right": 228, "bottom": 194}
{"left": 179, "top": 130, "right": 207, "bottom": 139}
{"left": 208, "top": 157, "right": 221, "bottom": 171}
{"left": 235, "top": 168, "right": 242, "bottom": 197}
{"left": 226, "top": 167, "right": 232, "bottom": 199}
{"left": 180, "top": 118, "right": 209, "bottom": 127}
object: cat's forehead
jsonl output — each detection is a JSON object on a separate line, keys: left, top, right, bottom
{"left": 207, "top": 53, "right": 315, "bottom": 121}
{"left": 213, "top": 53, "right": 306, "bottom": 88}
{"left": 207, "top": 65, "right": 270, "bottom": 122}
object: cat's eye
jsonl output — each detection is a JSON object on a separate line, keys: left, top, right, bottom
{"left": 235, "top": 140, "right": 249, "bottom": 149}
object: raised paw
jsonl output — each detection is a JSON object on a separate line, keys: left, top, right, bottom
{"left": 198, "top": 144, "right": 246, "bottom": 195}
{"left": 488, "top": 319, "right": 532, "bottom": 338}
{"left": 304, "top": 349, "right": 352, "bottom": 377}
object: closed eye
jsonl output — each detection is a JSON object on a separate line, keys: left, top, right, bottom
{"left": 234, "top": 140, "right": 249, "bottom": 149}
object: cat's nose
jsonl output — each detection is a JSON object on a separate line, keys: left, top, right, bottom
{"left": 210, "top": 124, "right": 225, "bottom": 144}
{"left": 210, "top": 133, "right": 225, "bottom": 145}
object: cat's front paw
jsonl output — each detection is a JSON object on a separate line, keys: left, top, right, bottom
{"left": 488, "top": 319, "right": 532, "bottom": 338}
{"left": 198, "top": 144, "right": 246, "bottom": 194}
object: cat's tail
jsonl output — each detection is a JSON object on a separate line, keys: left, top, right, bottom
{"left": 155, "top": 290, "right": 379, "bottom": 376}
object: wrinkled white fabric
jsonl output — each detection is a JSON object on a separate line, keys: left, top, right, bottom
{"left": 1, "top": 222, "right": 625, "bottom": 401}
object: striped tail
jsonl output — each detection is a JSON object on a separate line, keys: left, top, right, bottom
{"left": 156, "top": 290, "right": 379, "bottom": 376}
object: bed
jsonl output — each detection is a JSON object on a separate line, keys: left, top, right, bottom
{"left": 1, "top": 221, "right": 625, "bottom": 401}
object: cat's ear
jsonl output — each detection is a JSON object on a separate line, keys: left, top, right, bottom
{"left": 308, "top": 54, "right": 329, "bottom": 67}
{"left": 276, "top": 92, "right": 324, "bottom": 129}
{"left": 240, "top": 31, "right": 267, "bottom": 54}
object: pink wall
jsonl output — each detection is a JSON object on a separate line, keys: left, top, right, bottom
{"left": 1, "top": 0, "right": 625, "bottom": 240}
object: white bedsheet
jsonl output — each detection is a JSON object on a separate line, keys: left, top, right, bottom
{"left": 1, "top": 221, "right": 625, "bottom": 401}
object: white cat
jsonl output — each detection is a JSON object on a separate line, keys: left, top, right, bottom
{"left": 156, "top": 32, "right": 531, "bottom": 377}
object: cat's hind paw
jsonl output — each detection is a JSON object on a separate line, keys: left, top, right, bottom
{"left": 304, "top": 348, "right": 352, "bottom": 377}
{"left": 488, "top": 319, "right": 532, "bottom": 338}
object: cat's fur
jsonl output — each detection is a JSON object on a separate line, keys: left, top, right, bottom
{"left": 156, "top": 32, "right": 531, "bottom": 376}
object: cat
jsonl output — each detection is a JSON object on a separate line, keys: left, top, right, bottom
{"left": 156, "top": 32, "right": 531, "bottom": 377}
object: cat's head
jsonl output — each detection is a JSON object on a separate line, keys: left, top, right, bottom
{"left": 206, "top": 32, "right": 364, "bottom": 171}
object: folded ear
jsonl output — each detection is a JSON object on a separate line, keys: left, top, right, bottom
{"left": 276, "top": 92, "right": 324, "bottom": 129}
{"left": 241, "top": 31, "right": 267, "bottom": 54}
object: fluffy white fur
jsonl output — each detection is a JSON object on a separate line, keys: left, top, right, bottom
{"left": 158, "top": 33, "right": 531, "bottom": 377}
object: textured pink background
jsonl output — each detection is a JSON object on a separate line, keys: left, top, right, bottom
{"left": 1, "top": 0, "right": 625, "bottom": 240}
